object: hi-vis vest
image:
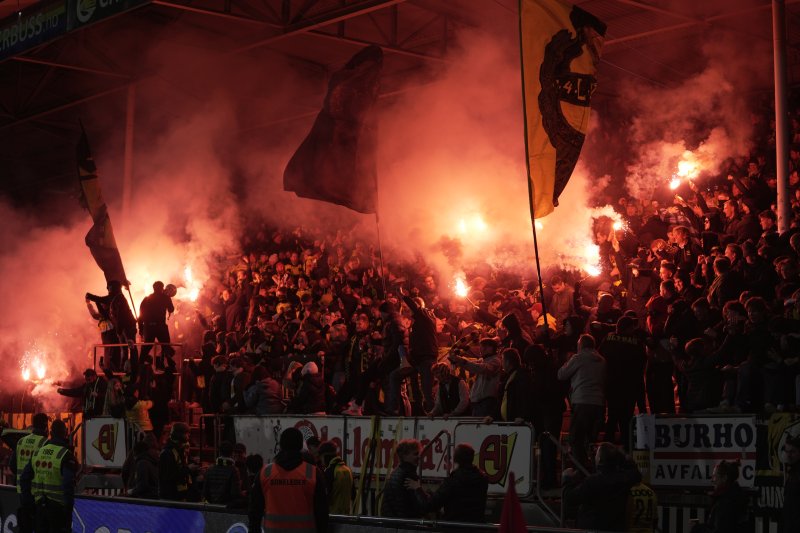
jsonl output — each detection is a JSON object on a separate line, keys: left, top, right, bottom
{"left": 15, "top": 433, "right": 45, "bottom": 493}
{"left": 30, "top": 443, "right": 69, "bottom": 504}
{"left": 259, "top": 461, "right": 317, "bottom": 532}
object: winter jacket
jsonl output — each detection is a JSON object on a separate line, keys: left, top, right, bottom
{"left": 128, "top": 452, "right": 159, "bottom": 499}
{"left": 288, "top": 372, "right": 326, "bottom": 414}
{"left": 381, "top": 461, "right": 425, "bottom": 518}
{"left": 202, "top": 456, "right": 242, "bottom": 505}
{"left": 424, "top": 464, "right": 488, "bottom": 522}
{"left": 244, "top": 377, "right": 284, "bottom": 415}
{"left": 557, "top": 348, "right": 606, "bottom": 406}
{"left": 564, "top": 464, "right": 640, "bottom": 530}
{"left": 324, "top": 457, "right": 353, "bottom": 515}
{"left": 402, "top": 295, "right": 438, "bottom": 364}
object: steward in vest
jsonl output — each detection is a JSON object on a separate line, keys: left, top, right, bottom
{"left": 10, "top": 413, "right": 49, "bottom": 533}
{"left": 20, "top": 419, "right": 77, "bottom": 533}
{"left": 248, "top": 427, "right": 328, "bottom": 532}
{"left": 159, "top": 422, "right": 193, "bottom": 501}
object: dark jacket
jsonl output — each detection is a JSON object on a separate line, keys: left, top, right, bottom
{"left": 209, "top": 369, "right": 233, "bottom": 413}
{"left": 782, "top": 463, "right": 800, "bottom": 533}
{"left": 705, "top": 482, "right": 750, "bottom": 533}
{"left": 500, "top": 367, "right": 534, "bottom": 422}
{"left": 202, "top": 456, "right": 242, "bottom": 505}
{"left": 381, "top": 461, "right": 424, "bottom": 518}
{"left": 158, "top": 438, "right": 191, "bottom": 501}
{"left": 288, "top": 372, "right": 326, "bottom": 414}
{"left": 245, "top": 376, "right": 284, "bottom": 415}
{"left": 58, "top": 378, "right": 107, "bottom": 418}
{"left": 402, "top": 295, "right": 438, "bottom": 364}
{"left": 424, "top": 464, "right": 489, "bottom": 522}
{"left": 563, "top": 464, "right": 639, "bottom": 530}
{"left": 248, "top": 450, "right": 328, "bottom": 532}
{"left": 129, "top": 452, "right": 159, "bottom": 498}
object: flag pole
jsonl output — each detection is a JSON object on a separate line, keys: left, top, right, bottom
{"left": 374, "top": 212, "right": 388, "bottom": 297}
{"left": 518, "top": 0, "right": 550, "bottom": 335}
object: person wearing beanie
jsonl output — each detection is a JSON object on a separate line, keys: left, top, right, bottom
{"left": 249, "top": 428, "right": 328, "bottom": 532}
{"left": 11, "top": 413, "right": 48, "bottom": 533}
{"left": 20, "top": 419, "right": 77, "bottom": 533}
{"left": 287, "top": 361, "right": 327, "bottom": 415}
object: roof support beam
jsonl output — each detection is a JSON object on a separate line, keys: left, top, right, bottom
{"left": 232, "top": 0, "right": 407, "bottom": 54}
{"left": 10, "top": 56, "right": 131, "bottom": 79}
{"left": 606, "top": 0, "right": 800, "bottom": 46}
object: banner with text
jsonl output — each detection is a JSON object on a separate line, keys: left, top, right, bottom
{"left": 634, "top": 415, "right": 757, "bottom": 487}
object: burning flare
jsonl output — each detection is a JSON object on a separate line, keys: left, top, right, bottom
{"left": 21, "top": 349, "right": 47, "bottom": 382}
{"left": 183, "top": 266, "right": 200, "bottom": 302}
{"left": 454, "top": 275, "right": 469, "bottom": 298}
{"left": 669, "top": 177, "right": 682, "bottom": 190}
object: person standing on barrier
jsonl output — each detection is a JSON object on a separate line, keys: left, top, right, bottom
{"left": 138, "top": 281, "right": 175, "bottom": 370}
{"left": 405, "top": 443, "right": 489, "bottom": 523}
{"left": 20, "top": 419, "right": 76, "bottom": 533}
{"left": 318, "top": 440, "right": 353, "bottom": 515}
{"left": 87, "top": 280, "right": 138, "bottom": 373}
{"left": 449, "top": 337, "right": 502, "bottom": 417}
{"left": 558, "top": 334, "right": 606, "bottom": 469}
{"left": 381, "top": 439, "right": 426, "bottom": 518}
{"left": 10, "top": 413, "right": 48, "bottom": 533}
{"left": 248, "top": 427, "right": 328, "bottom": 532}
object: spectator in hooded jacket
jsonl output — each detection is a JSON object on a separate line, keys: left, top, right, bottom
{"left": 203, "top": 440, "right": 244, "bottom": 506}
{"left": 558, "top": 334, "right": 606, "bottom": 469}
{"left": 287, "top": 362, "right": 326, "bottom": 414}
{"left": 318, "top": 441, "right": 353, "bottom": 515}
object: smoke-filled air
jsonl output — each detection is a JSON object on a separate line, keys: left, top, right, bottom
{"left": 0, "top": 9, "right": 769, "bottom": 406}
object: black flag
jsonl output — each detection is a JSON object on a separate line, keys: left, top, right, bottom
{"left": 284, "top": 45, "right": 383, "bottom": 214}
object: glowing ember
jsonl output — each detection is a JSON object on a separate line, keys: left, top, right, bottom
{"left": 669, "top": 177, "right": 681, "bottom": 190}
{"left": 612, "top": 221, "right": 623, "bottom": 231}
{"left": 534, "top": 220, "right": 544, "bottom": 231}
{"left": 454, "top": 276, "right": 469, "bottom": 298}
{"left": 676, "top": 150, "right": 700, "bottom": 178}
{"left": 21, "top": 350, "right": 46, "bottom": 382}
{"left": 582, "top": 243, "right": 601, "bottom": 277}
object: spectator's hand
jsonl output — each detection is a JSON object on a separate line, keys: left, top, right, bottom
{"left": 398, "top": 286, "right": 407, "bottom": 297}
{"left": 57, "top": 388, "right": 64, "bottom": 395}
{"left": 482, "top": 416, "right": 493, "bottom": 424}
{"left": 404, "top": 478, "right": 421, "bottom": 491}
{"left": 513, "top": 417, "right": 524, "bottom": 424}
{"left": 442, "top": 414, "right": 450, "bottom": 421}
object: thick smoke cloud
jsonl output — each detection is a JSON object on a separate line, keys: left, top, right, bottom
{"left": 623, "top": 31, "right": 770, "bottom": 200}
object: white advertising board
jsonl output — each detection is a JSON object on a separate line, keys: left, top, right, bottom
{"left": 453, "top": 422, "right": 534, "bottom": 496}
{"left": 83, "top": 417, "right": 127, "bottom": 468}
{"left": 634, "top": 415, "right": 757, "bottom": 487}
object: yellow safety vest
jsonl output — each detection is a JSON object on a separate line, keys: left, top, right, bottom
{"left": 15, "top": 433, "right": 45, "bottom": 493}
{"left": 30, "top": 443, "right": 69, "bottom": 505}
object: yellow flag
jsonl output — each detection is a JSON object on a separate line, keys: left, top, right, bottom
{"left": 520, "top": 0, "right": 606, "bottom": 218}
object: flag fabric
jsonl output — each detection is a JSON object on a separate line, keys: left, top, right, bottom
{"left": 499, "top": 471, "right": 527, "bottom": 533}
{"left": 283, "top": 45, "right": 383, "bottom": 214}
{"left": 520, "top": 0, "right": 606, "bottom": 218}
{"left": 77, "top": 126, "right": 128, "bottom": 286}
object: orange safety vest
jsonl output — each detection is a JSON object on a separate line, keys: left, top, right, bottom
{"left": 260, "top": 461, "right": 317, "bottom": 532}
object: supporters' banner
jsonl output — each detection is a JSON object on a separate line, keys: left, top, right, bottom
{"left": 453, "top": 422, "right": 534, "bottom": 496}
{"left": 77, "top": 126, "right": 128, "bottom": 286}
{"left": 754, "top": 412, "right": 800, "bottom": 510}
{"left": 83, "top": 417, "right": 127, "bottom": 468}
{"left": 519, "top": 0, "right": 606, "bottom": 218}
{"left": 283, "top": 45, "right": 382, "bottom": 214}
{"left": 634, "top": 415, "right": 757, "bottom": 487}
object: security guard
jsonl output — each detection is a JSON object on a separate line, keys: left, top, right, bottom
{"left": 248, "top": 427, "right": 328, "bottom": 532}
{"left": 10, "top": 413, "right": 48, "bottom": 533}
{"left": 20, "top": 419, "right": 77, "bottom": 533}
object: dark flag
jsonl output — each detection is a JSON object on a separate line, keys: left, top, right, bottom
{"left": 283, "top": 45, "right": 383, "bottom": 214}
{"left": 520, "top": 0, "right": 606, "bottom": 218}
{"left": 77, "top": 126, "right": 128, "bottom": 286}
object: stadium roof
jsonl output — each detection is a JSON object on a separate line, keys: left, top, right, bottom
{"left": 1, "top": 0, "right": 799, "bottom": 203}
